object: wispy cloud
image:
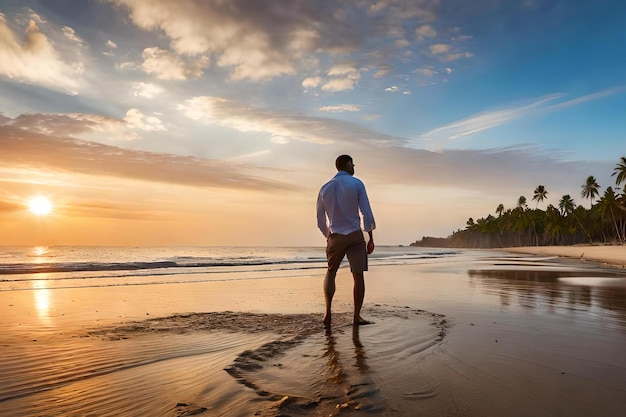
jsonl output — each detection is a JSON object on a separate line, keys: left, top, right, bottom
{"left": 421, "top": 86, "right": 626, "bottom": 141}
{"left": 0, "top": 115, "right": 293, "bottom": 191}
{"left": 319, "top": 104, "right": 361, "bottom": 112}
{"left": 178, "top": 96, "right": 399, "bottom": 146}
{"left": 548, "top": 85, "right": 626, "bottom": 111}
{"left": 421, "top": 94, "right": 561, "bottom": 140}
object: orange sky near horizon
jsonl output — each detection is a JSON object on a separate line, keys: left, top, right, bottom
{"left": 1, "top": 165, "right": 482, "bottom": 246}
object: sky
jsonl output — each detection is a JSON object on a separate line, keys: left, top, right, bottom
{"left": 1, "top": 0, "right": 625, "bottom": 247}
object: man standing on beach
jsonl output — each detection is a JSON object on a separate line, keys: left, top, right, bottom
{"left": 317, "top": 155, "right": 376, "bottom": 328}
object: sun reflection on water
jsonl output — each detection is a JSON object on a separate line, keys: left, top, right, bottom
{"left": 32, "top": 246, "right": 49, "bottom": 262}
{"left": 32, "top": 279, "right": 51, "bottom": 323}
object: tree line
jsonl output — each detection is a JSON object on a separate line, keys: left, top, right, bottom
{"left": 448, "top": 156, "right": 626, "bottom": 248}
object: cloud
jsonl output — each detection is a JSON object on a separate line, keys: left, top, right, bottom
{"left": 548, "top": 85, "right": 626, "bottom": 111}
{"left": 108, "top": 0, "right": 327, "bottom": 81}
{"left": 385, "top": 85, "right": 410, "bottom": 94}
{"left": 3, "top": 112, "right": 124, "bottom": 136}
{"left": 302, "top": 76, "right": 322, "bottom": 89}
{"left": 61, "top": 26, "right": 83, "bottom": 45}
{"left": 0, "top": 111, "right": 167, "bottom": 141}
{"left": 395, "top": 39, "right": 410, "bottom": 47}
{"left": 421, "top": 95, "right": 561, "bottom": 140}
{"left": 131, "top": 82, "right": 164, "bottom": 99}
{"left": 178, "top": 96, "right": 400, "bottom": 146}
{"left": 319, "top": 63, "right": 361, "bottom": 92}
{"left": 374, "top": 68, "right": 390, "bottom": 78}
{"left": 141, "top": 47, "right": 208, "bottom": 80}
{"left": 442, "top": 52, "right": 474, "bottom": 62}
{"left": 0, "top": 115, "right": 293, "bottom": 191}
{"left": 319, "top": 104, "right": 361, "bottom": 113}
{"left": 416, "top": 24, "right": 437, "bottom": 41}
{"left": 422, "top": 86, "right": 626, "bottom": 141}
{"left": 0, "top": 14, "right": 81, "bottom": 93}
{"left": 0, "top": 108, "right": 608, "bottom": 206}
{"left": 322, "top": 77, "right": 359, "bottom": 92}
{"left": 327, "top": 63, "right": 359, "bottom": 77}
{"left": 106, "top": 0, "right": 458, "bottom": 86}
{"left": 124, "top": 109, "right": 166, "bottom": 132}
{"left": 429, "top": 43, "right": 452, "bottom": 54}
{"left": 104, "top": 39, "right": 118, "bottom": 56}
{"left": 226, "top": 104, "right": 609, "bottom": 202}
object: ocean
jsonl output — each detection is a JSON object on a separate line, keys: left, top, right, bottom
{"left": 0, "top": 245, "right": 460, "bottom": 291}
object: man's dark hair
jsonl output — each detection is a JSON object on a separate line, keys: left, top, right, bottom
{"left": 335, "top": 154, "right": 353, "bottom": 171}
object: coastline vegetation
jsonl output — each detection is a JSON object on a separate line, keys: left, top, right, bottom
{"left": 421, "top": 156, "right": 626, "bottom": 248}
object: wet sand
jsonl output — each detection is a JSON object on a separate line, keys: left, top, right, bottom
{"left": 1, "top": 250, "right": 626, "bottom": 416}
{"left": 503, "top": 244, "right": 626, "bottom": 268}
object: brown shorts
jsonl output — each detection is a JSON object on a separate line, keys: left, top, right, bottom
{"left": 326, "top": 230, "right": 368, "bottom": 273}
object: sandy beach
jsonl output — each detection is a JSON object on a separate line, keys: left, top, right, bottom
{"left": 505, "top": 245, "right": 626, "bottom": 268}
{"left": 1, "top": 247, "right": 626, "bottom": 416}
{"left": 502, "top": 244, "right": 626, "bottom": 268}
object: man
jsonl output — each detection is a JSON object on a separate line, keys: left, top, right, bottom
{"left": 316, "top": 155, "right": 376, "bottom": 329}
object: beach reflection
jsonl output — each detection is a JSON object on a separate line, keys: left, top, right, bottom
{"left": 324, "top": 332, "right": 342, "bottom": 384}
{"left": 32, "top": 279, "right": 51, "bottom": 324}
{"left": 32, "top": 246, "right": 49, "bottom": 259}
{"left": 352, "top": 326, "right": 369, "bottom": 372}
{"left": 29, "top": 247, "right": 53, "bottom": 323}
{"left": 468, "top": 267, "right": 626, "bottom": 327}
{"left": 324, "top": 325, "right": 370, "bottom": 382}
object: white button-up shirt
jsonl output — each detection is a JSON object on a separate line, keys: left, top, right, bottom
{"left": 316, "top": 171, "right": 376, "bottom": 237}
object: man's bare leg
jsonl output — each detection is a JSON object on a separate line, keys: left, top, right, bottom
{"left": 352, "top": 272, "right": 369, "bottom": 325}
{"left": 323, "top": 270, "right": 337, "bottom": 329}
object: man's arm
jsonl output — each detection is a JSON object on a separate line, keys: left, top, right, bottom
{"left": 358, "top": 182, "right": 375, "bottom": 254}
{"left": 316, "top": 192, "right": 330, "bottom": 237}
{"left": 358, "top": 183, "right": 376, "bottom": 233}
{"left": 367, "top": 230, "right": 375, "bottom": 254}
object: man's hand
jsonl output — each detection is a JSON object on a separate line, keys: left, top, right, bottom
{"left": 367, "top": 239, "right": 375, "bottom": 254}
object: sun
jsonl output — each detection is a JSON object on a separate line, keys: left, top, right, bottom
{"left": 28, "top": 196, "right": 54, "bottom": 216}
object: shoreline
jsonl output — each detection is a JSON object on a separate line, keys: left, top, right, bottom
{"left": 499, "top": 244, "right": 626, "bottom": 268}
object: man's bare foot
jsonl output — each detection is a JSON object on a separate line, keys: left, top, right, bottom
{"left": 354, "top": 316, "right": 374, "bottom": 326}
{"left": 323, "top": 314, "right": 331, "bottom": 329}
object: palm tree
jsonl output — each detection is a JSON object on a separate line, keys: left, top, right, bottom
{"left": 597, "top": 187, "right": 623, "bottom": 242}
{"left": 544, "top": 204, "right": 563, "bottom": 245}
{"left": 532, "top": 185, "right": 548, "bottom": 208}
{"left": 496, "top": 204, "right": 505, "bottom": 217}
{"left": 558, "top": 195, "right": 576, "bottom": 216}
{"left": 612, "top": 156, "right": 626, "bottom": 187}
{"left": 517, "top": 196, "right": 527, "bottom": 210}
{"left": 557, "top": 195, "right": 577, "bottom": 244}
{"left": 580, "top": 176, "right": 600, "bottom": 208}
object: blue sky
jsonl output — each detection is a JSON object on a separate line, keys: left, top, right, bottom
{"left": 1, "top": 0, "right": 625, "bottom": 246}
